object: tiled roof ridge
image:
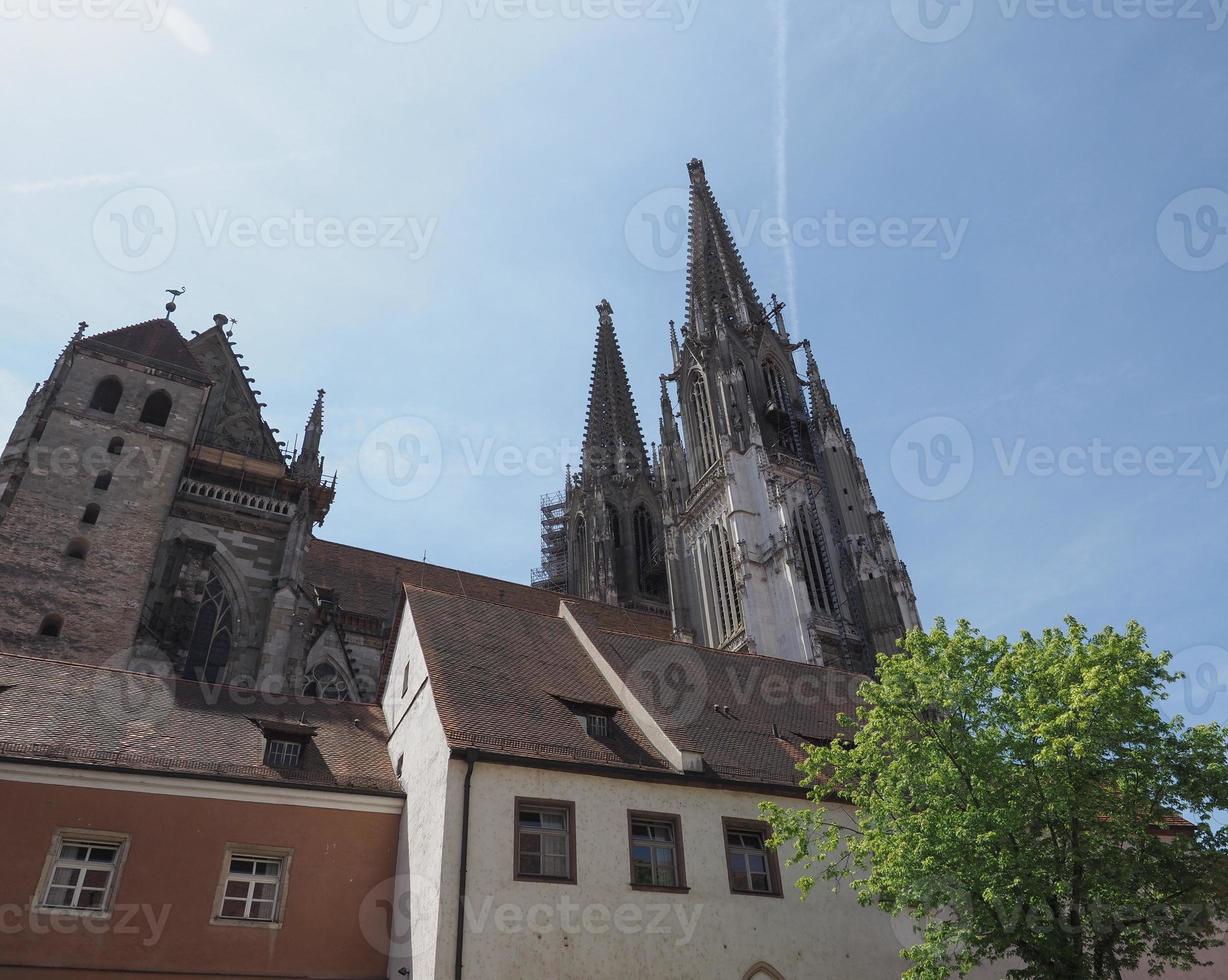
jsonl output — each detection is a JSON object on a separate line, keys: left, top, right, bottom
{"left": 588, "top": 622, "right": 875, "bottom": 682}
{"left": 83, "top": 316, "right": 172, "bottom": 339}
{"left": 401, "top": 580, "right": 668, "bottom": 641}
{"left": 0, "top": 651, "right": 383, "bottom": 711}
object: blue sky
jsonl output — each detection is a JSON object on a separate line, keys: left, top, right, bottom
{"left": 1, "top": 1, "right": 1226, "bottom": 742}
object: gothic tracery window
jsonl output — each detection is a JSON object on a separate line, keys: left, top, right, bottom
{"left": 698, "top": 522, "right": 743, "bottom": 643}
{"left": 792, "top": 505, "right": 833, "bottom": 615}
{"left": 633, "top": 504, "right": 656, "bottom": 592}
{"left": 303, "top": 662, "right": 351, "bottom": 702}
{"left": 186, "top": 571, "right": 234, "bottom": 683}
{"left": 573, "top": 515, "right": 589, "bottom": 598}
{"left": 688, "top": 374, "right": 720, "bottom": 476}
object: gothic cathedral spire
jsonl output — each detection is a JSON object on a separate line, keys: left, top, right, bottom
{"left": 582, "top": 300, "right": 647, "bottom": 479}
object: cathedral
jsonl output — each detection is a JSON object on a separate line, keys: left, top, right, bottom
{"left": 536, "top": 159, "right": 919, "bottom": 673}
{"left": 0, "top": 161, "right": 978, "bottom": 980}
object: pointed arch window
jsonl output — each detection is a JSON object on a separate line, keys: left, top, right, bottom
{"left": 89, "top": 378, "right": 123, "bottom": 415}
{"left": 572, "top": 515, "right": 589, "bottom": 599}
{"left": 791, "top": 505, "right": 833, "bottom": 615}
{"left": 303, "top": 662, "right": 352, "bottom": 702}
{"left": 688, "top": 374, "right": 720, "bottom": 476}
{"left": 186, "top": 571, "right": 234, "bottom": 684}
{"left": 139, "top": 390, "right": 172, "bottom": 427}
{"left": 698, "top": 522, "right": 743, "bottom": 644}
{"left": 633, "top": 504, "right": 656, "bottom": 592}
{"left": 762, "top": 360, "right": 799, "bottom": 455}
{"left": 605, "top": 504, "right": 622, "bottom": 549}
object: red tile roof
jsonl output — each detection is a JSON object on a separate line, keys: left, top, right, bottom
{"left": 307, "top": 538, "right": 673, "bottom": 641}
{"left": 400, "top": 583, "right": 865, "bottom": 793}
{"left": 0, "top": 654, "right": 402, "bottom": 797}
{"left": 78, "top": 318, "right": 209, "bottom": 382}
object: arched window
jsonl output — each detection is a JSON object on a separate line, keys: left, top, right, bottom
{"left": 688, "top": 373, "right": 720, "bottom": 476}
{"left": 185, "top": 571, "right": 234, "bottom": 684}
{"left": 65, "top": 537, "right": 90, "bottom": 561}
{"left": 699, "top": 522, "right": 743, "bottom": 643}
{"left": 633, "top": 504, "right": 656, "bottom": 592}
{"left": 89, "top": 377, "right": 123, "bottom": 414}
{"left": 573, "top": 515, "right": 589, "bottom": 598}
{"left": 605, "top": 504, "right": 622, "bottom": 549}
{"left": 139, "top": 390, "right": 173, "bottom": 427}
{"left": 791, "top": 505, "right": 833, "bottom": 615}
{"left": 303, "top": 662, "right": 352, "bottom": 702}
{"left": 38, "top": 614, "right": 63, "bottom": 637}
{"left": 762, "top": 360, "right": 790, "bottom": 413}
{"left": 741, "top": 964, "right": 786, "bottom": 980}
{"left": 94, "top": 470, "right": 113, "bottom": 491}
{"left": 81, "top": 503, "right": 101, "bottom": 525}
{"left": 107, "top": 437, "right": 124, "bottom": 455}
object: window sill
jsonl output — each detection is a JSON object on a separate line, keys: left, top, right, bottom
{"left": 630, "top": 883, "right": 690, "bottom": 895}
{"left": 210, "top": 916, "right": 283, "bottom": 930}
{"left": 513, "top": 875, "right": 577, "bottom": 886}
{"left": 32, "top": 906, "right": 112, "bottom": 920}
{"left": 728, "top": 888, "right": 783, "bottom": 899}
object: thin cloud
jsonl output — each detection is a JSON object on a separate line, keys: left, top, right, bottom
{"left": 162, "top": 5, "right": 213, "bottom": 56}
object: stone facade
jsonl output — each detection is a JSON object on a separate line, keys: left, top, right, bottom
{"left": 542, "top": 161, "right": 920, "bottom": 671}
{"left": 0, "top": 312, "right": 379, "bottom": 701}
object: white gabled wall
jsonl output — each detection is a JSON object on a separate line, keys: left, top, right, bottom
{"left": 382, "top": 605, "right": 467, "bottom": 980}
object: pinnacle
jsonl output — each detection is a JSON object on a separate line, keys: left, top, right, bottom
{"left": 581, "top": 302, "right": 647, "bottom": 478}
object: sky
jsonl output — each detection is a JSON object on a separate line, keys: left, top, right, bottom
{"left": 1, "top": 1, "right": 1226, "bottom": 746}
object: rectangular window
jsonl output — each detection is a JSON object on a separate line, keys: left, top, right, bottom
{"left": 263, "top": 738, "right": 302, "bottom": 769}
{"left": 217, "top": 854, "right": 285, "bottom": 922}
{"left": 38, "top": 835, "right": 126, "bottom": 913}
{"left": 514, "top": 798, "right": 576, "bottom": 883}
{"left": 578, "top": 713, "right": 609, "bottom": 738}
{"left": 722, "top": 818, "right": 782, "bottom": 897}
{"left": 628, "top": 812, "right": 686, "bottom": 891}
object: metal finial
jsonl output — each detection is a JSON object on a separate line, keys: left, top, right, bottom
{"left": 165, "top": 286, "right": 186, "bottom": 318}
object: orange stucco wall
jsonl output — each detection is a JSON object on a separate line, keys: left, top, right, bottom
{"left": 0, "top": 774, "right": 401, "bottom": 979}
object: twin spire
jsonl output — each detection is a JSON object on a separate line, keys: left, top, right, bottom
{"left": 684, "top": 158, "right": 767, "bottom": 339}
{"left": 581, "top": 300, "right": 648, "bottom": 479}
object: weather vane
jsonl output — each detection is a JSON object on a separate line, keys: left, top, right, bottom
{"left": 164, "top": 286, "right": 187, "bottom": 318}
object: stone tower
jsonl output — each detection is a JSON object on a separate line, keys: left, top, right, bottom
{"left": 0, "top": 318, "right": 212, "bottom": 664}
{"left": 656, "top": 160, "right": 919, "bottom": 669}
{"left": 538, "top": 301, "right": 669, "bottom": 614}
{"left": 0, "top": 310, "right": 377, "bottom": 700}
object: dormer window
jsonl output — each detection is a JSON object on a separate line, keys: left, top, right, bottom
{"left": 252, "top": 718, "right": 317, "bottom": 769}
{"left": 578, "top": 712, "right": 610, "bottom": 738}
{"left": 263, "top": 738, "right": 302, "bottom": 769}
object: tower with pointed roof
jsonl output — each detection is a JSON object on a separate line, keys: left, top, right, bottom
{"left": 537, "top": 301, "right": 669, "bottom": 614}
{"left": 656, "top": 160, "right": 919, "bottom": 669}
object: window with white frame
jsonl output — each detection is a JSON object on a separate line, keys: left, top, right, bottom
{"left": 578, "top": 713, "right": 609, "bottom": 738}
{"left": 629, "top": 814, "right": 684, "bottom": 889}
{"left": 216, "top": 853, "right": 287, "bottom": 922}
{"left": 38, "top": 834, "right": 126, "bottom": 913}
{"left": 263, "top": 737, "right": 302, "bottom": 769}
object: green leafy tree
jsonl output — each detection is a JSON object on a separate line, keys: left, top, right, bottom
{"left": 762, "top": 618, "right": 1228, "bottom": 980}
